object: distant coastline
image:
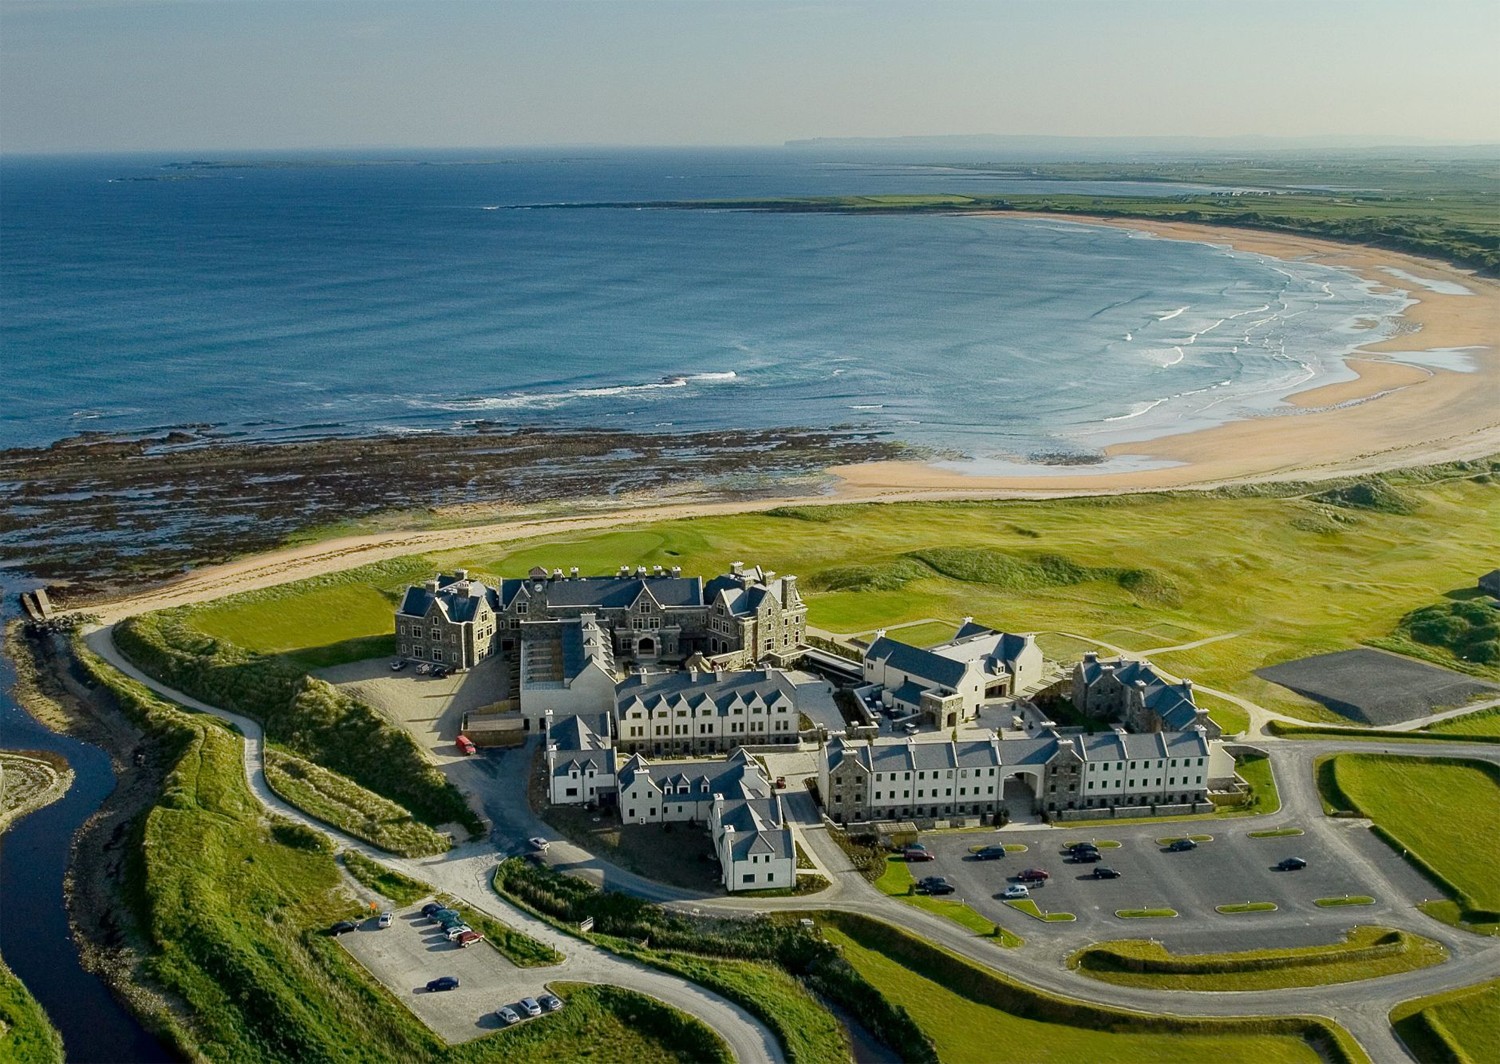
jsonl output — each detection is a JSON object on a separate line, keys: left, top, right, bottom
{"left": 831, "top": 214, "right": 1500, "bottom": 494}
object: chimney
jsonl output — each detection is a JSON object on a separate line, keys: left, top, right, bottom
{"left": 425, "top": 579, "right": 439, "bottom": 593}
{"left": 653, "top": 565, "right": 664, "bottom": 576}
{"left": 764, "top": 570, "right": 775, "bottom": 583}
{"left": 570, "top": 567, "right": 579, "bottom": 579}
{"left": 875, "top": 628, "right": 886, "bottom": 640}
{"left": 619, "top": 564, "right": 631, "bottom": 577}
{"left": 670, "top": 565, "right": 682, "bottom": 577}
{"left": 454, "top": 569, "right": 468, "bottom": 580}
{"left": 552, "top": 568, "right": 564, "bottom": 580}
{"left": 731, "top": 561, "right": 744, "bottom": 576}
{"left": 636, "top": 565, "right": 648, "bottom": 577}
{"left": 962, "top": 615, "right": 973, "bottom": 625}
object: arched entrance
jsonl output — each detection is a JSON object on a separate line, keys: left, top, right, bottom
{"left": 637, "top": 636, "right": 656, "bottom": 656}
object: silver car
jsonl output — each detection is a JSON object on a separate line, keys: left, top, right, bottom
{"left": 520, "top": 997, "right": 542, "bottom": 1018}
{"left": 496, "top": 1006, "right": 521, "bottom": 1025}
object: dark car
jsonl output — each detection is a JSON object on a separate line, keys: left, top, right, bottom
{"left": 1276, "top": 856, "right": 1308, "bottom": 871}
{"left": 429, "top": 908, "right": 460, "bottom": 923}
{"left": 421, "top": 902, "right": 442, "bottom": 917}
{"left": 1073, "top": 850, "right": 1103, "bottom": 863}
{"left": 904, "top": 847, "right": 936, "bottom": 862}
{"left": 1068, "top": 841, "right": 1100, "bottom": 853}
{"left": 1091, "top": 867, "right": 1122, "bottom": 879}
{"left": 1167, "top": 838, "right": 1198, "bottom": 852}
{"left": 1018, "top": 868, "right": 1050, "bottom": 882}
{"left": 328, "top": 920, "right": 358, "bottom": 936}
{"left": 973, "top": 845, "right": 1007, "bottom": 861}
{"left": 539, "top": 993, "right": 564, "bottom": 1012}
{"left": 426, "top": 976, "right": 460, "bottom": 992}
{"left": 431, "top": 665, "right": 450, "bottom": 679}
{"left": 917, "top": 876, "right": 953, "bottom": 894}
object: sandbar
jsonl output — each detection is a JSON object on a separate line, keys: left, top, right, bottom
{"left": 831, "top": 215, "right": 1500, "bottom": 496}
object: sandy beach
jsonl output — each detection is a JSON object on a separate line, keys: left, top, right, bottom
{"left": 831, "top": 216, "right": 1500, "bottom": 496}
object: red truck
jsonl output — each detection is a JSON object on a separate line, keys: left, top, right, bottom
{"left": 455, "top": 735, "right": 476, "bottom": 756}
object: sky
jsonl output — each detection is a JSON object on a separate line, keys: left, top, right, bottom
{"left": 2, "top": 0, "right": 1497, "bottom": 154}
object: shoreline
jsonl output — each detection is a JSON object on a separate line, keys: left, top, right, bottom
{"left": 830, "top": 214, "right": 1500, "bottom": 494}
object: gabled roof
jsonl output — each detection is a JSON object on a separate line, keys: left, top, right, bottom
{"left": 500, "top": 575, "right": 704, "bottom": 610}
{"left": 864, "top": 637, "right": 970, "bottom": 688}
{"left": 615, "top": 669, "right": 797, "bottom": 715}
{"left": 397, "top": 575, "right": 499, "bottom": 623}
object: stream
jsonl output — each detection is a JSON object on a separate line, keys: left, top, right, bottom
{"left": 0, "top": 591, "right": 173, "bottom": 1062}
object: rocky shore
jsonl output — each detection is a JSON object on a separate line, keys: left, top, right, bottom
{"left": 1, "top": 424, "right": 904, "bottom": 603}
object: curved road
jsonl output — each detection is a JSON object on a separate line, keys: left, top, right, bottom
{"left": 86, "top": 625, "right": 1500, "bottom": 1064}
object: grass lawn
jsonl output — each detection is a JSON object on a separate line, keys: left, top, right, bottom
{"left": 875, "top": 857, "right": 1020, "bottom": 944}
{"left": 877, "top": 619, "right": 964, "bottom": 646}
{"left": 341, "top": 850, "right": 428, "bottom": 906}
{"left": 1073, "top": 926, "right": 1446, "bottom": 992}
{"left": 1004, "top": 899, "right": 1076, "bottom": 922}
{"left": 1426, "top": 704, "right": 1500, "bottom": 738}
{"left": 820, "top": 919, "right": 1337, "bottom": 1064}
{"left": 1249, "top": 827, "right": 1304, "bottom": 838}
{"left": 191, "top": 470, "right": 1500, "bottom": 725}
{"left": 1390, "top": 978, "right": 1500, "bottom": 1064}
{"left": 1316, "top": 896, "right": 1375, "bottom": 907}
{"left": 0, "top": 957, "right": 63, "bottom": 1064}
{"left": 1196, "top": 691, "right": 1252, "bottom": 735}
{"left": 1116, "top": 909, "right": 1178, "bottom": 919}
{"left": 541, "top": 806, "right": 722, "bottom": 892}
{"left": 1217, "top": 902, "right": 1278, "bottom": 914}
{"left": 1321, "top": 754, "right": 1500, "bottom": 920}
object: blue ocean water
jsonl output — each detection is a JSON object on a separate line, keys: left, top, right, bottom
{"left": 1, "top": 150, "right": 1408, "bottom": 468}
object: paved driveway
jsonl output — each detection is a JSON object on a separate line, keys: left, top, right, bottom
{"left": 338, "top": 903, "right": 557, "bottom": 1044}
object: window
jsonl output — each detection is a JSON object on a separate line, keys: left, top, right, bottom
{"left": 565, "top": 786, "right": 578, "bottom": 797}
{"left": 742, "top": 873, "right": 755, "bottom": 884}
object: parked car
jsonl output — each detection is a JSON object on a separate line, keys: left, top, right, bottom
{"left": 973, "top": 845, "right": 1007, "bottom": 861}
{"left": 1276, "top": 856, "right": 1308, "bottom": 871}
{"left": 496, "top": 1006, "right": 521, "bottom": 1025}
{"left": 432, "top": 665, "right": 450, "bottom": 679}
{"left": 426, "top": 976, "right": 460, "bottom": 992}
{"left": 1074, "top": 850, "right": 1103, "bottom": 863}
{"left": 902, "top": 723, "right": 919, "bottom": 735}
{"left": 528, "top": 837, "right": 550, "bottom": 853}
{"left": 916, "top": 876, "right": 953, "bottom": 894}
{"left": 378, "top": 911, "right": 393, "bottom": 929}
{"left": 1068, "top": 841, "right": 1100, "bottom": 853}
{"left": 1018, "top": 868, "right": 1050, "bottom": 882}
{"left": 456, "top": 735, "right": 476, "bottom": 756}
{"left": 328, "top": 920, "right": 358, "bottom": 936}
{"left": 903, "top": 847, "right": 935, "bottom": 862}
{"left": 429, "top": 908, "right": 460, "bottom": 923}
{"left": 456, "top": 930, "right": 485, "bottom": 948}
{"left": 416, "top": 663, "right": 432, "bottom": 675}
{"left": 444, "top": 924, "right": 474, "bottom": 941}
{"left": 1167, "top": 838, "right": 1198, "bottom": 852}
{"left": 421, "top": 902, "right": 442, "bottom": 917}
{"left": 1002, "top": 884, "right": 1030, "bottom": 899}
{"left": 1091, "top": 867, "right": 1122, "bottom": 879}
{"left": 539, "top": 994, "right": 563, "bottom": 1012}
{"left": 390, "top": 659, "right": 408, "bottom": 671}
{"left": 520, "top": 998, "right": 543, "bottom": 1018}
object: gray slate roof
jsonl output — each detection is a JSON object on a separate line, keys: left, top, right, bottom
{"left": 397, "top": 574, "right": 499, "bottom": 623}
{"left": 615, "top": 669, "right": 797, "bottom": 714}
{"left": 864, "top": 637, "right": 970, "bottom": 688}
{"left": 500, "top": 575, "right": 703, "bottom": 610}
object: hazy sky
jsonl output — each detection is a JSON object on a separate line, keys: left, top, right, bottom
{"left": 2, "top": 0, "right": 1497, "bottom": 153}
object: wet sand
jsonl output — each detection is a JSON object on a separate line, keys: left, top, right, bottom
{"left": 832, "top": 216, "right": 1500, "bottom": 495}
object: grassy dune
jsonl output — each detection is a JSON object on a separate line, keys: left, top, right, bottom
{"left": 263, "top": 748, "right": 452, "bottom": 857}
{"left": 181, "top": 467, "right": 1500, "bottom": 725}
{"left": 819, "top": 914, "right": 1360, "bottom": 1064}
{"left": 0, "top": 958, "right": 63, "bottom": 1064}
{"left": 1391, "top": 978, "right": 1500, "bottom": 1064}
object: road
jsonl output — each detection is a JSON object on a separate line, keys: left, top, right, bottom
{"left": 85, "top": 623, "right": 1500, "bottom": 1064}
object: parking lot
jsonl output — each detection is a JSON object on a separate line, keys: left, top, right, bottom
{"left": 336, "top": 900, "right": 561, "bottom": 1044}
{"left": 911, "top": 819, "right": 1423, "bottom": 947}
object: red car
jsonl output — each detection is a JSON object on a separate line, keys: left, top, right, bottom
{"left": 1018, "top": 868, "right": 1050, "bottom": 882}
{"left": 903, "top": 847, "right": 936, "bottom": 862}
{"left": 456, "top": 735, "right": 476, "bottom": 756}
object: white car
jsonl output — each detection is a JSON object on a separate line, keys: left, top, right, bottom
{"left": 377, "top": 911, "right": 393, "bottom": 929}
{"left": 520, "top": 997, "right": 542, "bottom": 1018}
{"left": 444, "top": 924, "right": 473, "bottom": 941}
{"left": 528, "top": 837, "right": 550, "bottom": 853}
{"left": 496, "top": 1005, "right": 521, "bottom": 1025}
{"left": 1002, "top": 884, "right": 1030, "bottom": 899}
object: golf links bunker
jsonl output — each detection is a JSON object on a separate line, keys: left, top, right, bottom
{"left": 1256, "top": 648, "right": 1499, "bottom": 726}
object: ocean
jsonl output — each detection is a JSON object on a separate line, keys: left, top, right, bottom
{"left": 1, "top": 149, "right": 1409, "bottom": 470}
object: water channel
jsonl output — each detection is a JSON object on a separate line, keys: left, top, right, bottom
{"left": 0, "top": 590, "right": 173, "bottom": 1062}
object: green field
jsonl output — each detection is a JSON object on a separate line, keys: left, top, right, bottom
{"left": 1073, "top": 926, "right": 1445, "bottom": 992}
{"left": 1390, "top": 978, "right": 1500, "bottom": 1064}
{"left": 1320, "top": 754, "right": 1500, "bottom": 929}
{"left": 819, "top": 914, "right": 1358, "bottom": 1064}
{"left": 0, "top": 957, "right": 63, "bottom": 1064}
{"left": 173, "top": 466, "right": 1500, "bottom": 724}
